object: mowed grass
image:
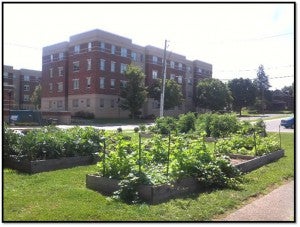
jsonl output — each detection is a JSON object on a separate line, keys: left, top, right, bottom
{"left": 3, "top": 133, "right": 294, "bottom": 221}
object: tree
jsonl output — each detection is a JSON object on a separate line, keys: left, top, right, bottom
{"left": 195, "top": 78, "right": 233, "bottom": 111}
{"left": 228, "top": 78, "right": 256, "bottom": 116}
{"left": 119, "top": 64, "right": 148, "bottom": 119}
{"left": 253, "top": 65, "right": 271, "bottom": 114}
{"left": 147, "top": 79, "right": 183, "bottom": 110}
{"left": 30, "top": 84, "right": 42, "bottom": 110}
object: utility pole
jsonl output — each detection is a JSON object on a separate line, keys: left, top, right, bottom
{"left": 159, "top": 39, "right": 168, "bottom": 117}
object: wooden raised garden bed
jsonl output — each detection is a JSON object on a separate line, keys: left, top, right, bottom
{"left": 86, "top": 150, "right": 285, "bottom": 204}
{"left": 5, "top": 154, "right": 100, "bottom": 174}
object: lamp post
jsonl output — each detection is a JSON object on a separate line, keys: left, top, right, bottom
{"left": 8, "top": 90, "right": 12, "bottom": 124}
{"left": 159, "top": 40, "right": 168, "bottom": 117}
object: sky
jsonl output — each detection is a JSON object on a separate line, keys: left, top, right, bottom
{"left": 3, "top": 2, "right": 294, "bottom": 90}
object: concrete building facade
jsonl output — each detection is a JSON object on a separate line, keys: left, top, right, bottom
{"left": 41, "top": 29, "right": 212, "bottom": 118}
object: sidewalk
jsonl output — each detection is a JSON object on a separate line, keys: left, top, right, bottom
{"left": 220, "top": 180, "right": 295, "bottom": 221}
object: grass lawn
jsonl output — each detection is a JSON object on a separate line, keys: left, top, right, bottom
{"left": 3, "top": 133, "right": 294, "bottom": 221}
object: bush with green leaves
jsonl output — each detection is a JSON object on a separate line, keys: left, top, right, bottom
{"left": 3, "top": 123, "right": 22, "bottom": 160}
{"left": 215, "top": 133, "right": 280, "bottom": 156}
{"left": 5, "top": 126, "right": 104, "bottom": 160}
{"left": 151, "top": 116, "right": 177, "bottom": 134}
{"left": 197, "top": 113, "right": 241, "bottom": 138}
{"left": 177, "top": 112, "right": 196, "bottom": 133}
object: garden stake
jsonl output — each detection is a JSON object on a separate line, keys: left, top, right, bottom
{"left": 166, "top": 132, "right": 171, "bottom": 177}
{"left": 279, "top": 125, "right": 282, "bottom": 149}
{"left": 101, "top": 137, "right": 106, "bottom": 176}
{"left": 253, "top": 130, "right": 257, "bottom": 156}
{"left": 138, "top": 132, "right": 142, "bottom": 174}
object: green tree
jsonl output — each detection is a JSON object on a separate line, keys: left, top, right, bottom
{"left": 30, "top": 84, "right": 42, "bottom": 110}
{"left": 147, "top": 79, "right": 183, "bottom": 110}
{"left": 228, "top": 78, "right": 256, "bottom": 116}
{"left": 120, "top": 64, "right": 147, "bottom": 119}
{"left": 253, "top": 65, "right": 271, "bottom": 113}
{"left": 195, "top": 78, "right": 233, "bottom": 111}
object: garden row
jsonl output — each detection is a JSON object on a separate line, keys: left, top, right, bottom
{"left": 4, "top": 113, "right": 283, "bottom": 204}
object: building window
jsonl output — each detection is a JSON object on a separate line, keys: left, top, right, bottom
{"left": 86, "top": 99, "right": 90, "bottom": 107}
{"left": 86, "top": 77, "right": 91, "bottom": 88}
{"left": 153, "top": 56, "right": 158, "bottom": 63}
{"left": 72, "top": 99, "right": 79, "bottom": 108}
{"left": 170, "top": 74, "right": 175, "bottom": 80}
{"left": 59, "top": 52, "right": 64, "bottom": 60}
{"left": 111, "top": 61, "right": 116, "bottom": 72}
{"left": 58, "top": 82, "right": 63, "bottom": 92}
{"left": 198, "top": 68, "right": 202, "bottom": 74}
{"left": 100, "top": 59, "right": 105, "bottom": 71}
{"left": 188, "top": 77, "right": 192, "bottom": 85}
{"left": 178, "top": 63, "right": 183, "bottom": 70}
{"left": 49, "top": 83, "right": 53, "bottom": 91}
{"left": 57, "top": 100, "right": 63, "bottom": 109}
{"left": 152, "top": 100, "right": 160, "bottom": 109}
{"left": 140, "top": 54, "right": 144, "bottom": 62}
{"left": 120, "top": 63, "right": 127, "bottom": 74}
{"left": 49, "top": 100, "right": 52, "bottom": 108}
{"left": 24, "top": 75, "right": 30, "bottom": 81}
{"left": 111, "top": 45, "right": 115, "bottom": 54}
{"left": 100, "top": 77, "right": 105, "bottom": 89}
{"left": 49, "top": 68, "right": 53, "bottom": 78}
{"left": 58, "top": 67, "right": 64, "bottom": 76}
{"left": 111, "top": 99, "right": 115, "bottom": 108}
{"left": 88, "top": 42, "right": 92, "bottom": 52}
{"left": 24, "top": 85, "right": 30, "bottom": 91}
{"left": 121, "top": 47, "right": 127, "bottom": 57}
{"left": 50, "top": 54, "right": 54, "bottom": 62}
{"left": 170, "top": 61, "right": 175, "bottom": 68}
{"left": 73, "top": 61, "right": 80, "bottom": 71}
{"left": 74, "top": 45, "right": 80, "bottom": 54}
{"left": 100, "top": 42, "right": 105, "bottom": 52}
{"left": 152, "top": 70, "right": 158, "bottom": 79}
{"left": 120, "top": 80, "right": 127, "bottom": 88}
{"left": 99, "top": 98, "right": 104, "bottom": 108}
{"left": 3, "top": 72, "right": 8, "bottom": 78}
{"left": 87, "top": 59, "right": 92, "bottom": 70}
{"left": 110, "top": 79, "right": 115, "bottom": 89}
{"left": 186, "top": 66, "right": 191, "bottom": 73}
{"left": 178, "top": 76, "right": 183, "bottom": 84}
{"left": 131, "top": 52, "right": 137, "bottom": 61}
{"left": 24, "top": 95, "right": 30, "bottom": 101}
{"left": 73, "top": 79, "right": 79, "bottom": 90}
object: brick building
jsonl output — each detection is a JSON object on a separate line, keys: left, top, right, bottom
{"left": 41, "top": 29, "right": 212, "bottom": 118}
{"left": 3, "top": 65, "right": 41, "bottom": 111}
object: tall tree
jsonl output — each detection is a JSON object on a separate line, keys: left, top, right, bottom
{"left": 119, "top": 64, "right": 147, "bottom": 119}
{"left": 30, "top": 84, "right": 42, "bottom": 110}
{"left": 195, "top": 78, "right": 233, "bottom": 111}
{"left": 228, "top": 78, "right": 256, "bottom": 116}
{"left": 147, "top": 79, "right": 183, "bottom": 110}
{"left": 253, "top": 65, "right": 271, "bottom": 113}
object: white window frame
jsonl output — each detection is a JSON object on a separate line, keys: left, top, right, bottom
{"left": 178, "top": 76, "right": 183, "bottom": 84}
{"left": 153, "top": 56, "right": 158, "bottom": 63}
{"left": 72, "top": 99, "right": 79, "bottom": 108}
{"left": 100, "top": 59, "right": 105, "bottom": 71}
{"left": 100, "top": 77, "right": 105, "bottom": 89}
{"left": 178, "top": 63, "right": 183, "bottom": 70}
{"left": 49, "top": 83, "right": 53, "bottom": 91}
{"left": 73, "top": 79, "right": 79, "bottom": 90}
{"left": 111, "top": 61, "right": 116, "bottom": 72}
{"left": 57, "top": 82, "right": 63, "bottom": 92}
{"left": 59, "top": 52, "right": 64, "bottom": 60}
{"left": 170, "top": 61, "right": 175, "bottom": 68}
{"left": 24, "top": 75, "right": 30, "bottom": 81}
{"left": 88, "top": 42, "right": 92, "bottom": 52}
{"left": 110, "top": 79, "right": 116, "bottom": 89}
{"left": 74, "top": 45, "right": 80, "bottom": 54}
{"left": 73, "top": 61, "right": 80, "bottom": 72}
{"left": 50, "top": 54, "right": 54, "bottom": 62}
{"left": 111, "top": 45, "right": 115, "bottom": 54}
{"left": 99, "top": 98, "right": 104, "bottom": 108}
{"left": 24, "top": 85, "right": 30, "bottom": 91}
{"left": 57, "top": 100, "right": 63, "bottom": 109}
{"left": 121, "top": 47, "right": 127, "bottom": 57}
{"left": 24, "top": 95, "right": 30, "bottom": 101}
{"left": 100, "top": 42, "right": 105, "bottom": 52}
{"left": 87, "top": 59, "right": 92, "bottom": 70}
{"left": 170, "top": 74, "right": 175, "bottom": 80}
{"left": 58, "top": 67, "right": 64, "bottom": 76}
{"left": 131, "top": 52, "right": 137, "bottom": 61}
{"left": 120, "top": 63, "right": 127, "bottom": 74}
{"left": 152, "top": 70, "right": 158, "bottom": 79}
{"left": 87, "top": 77, "right": 91, "bottom": 88}
{"left": 49, "top": 68, "right": 53, "bottom": 78}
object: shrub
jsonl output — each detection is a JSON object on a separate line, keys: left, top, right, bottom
{"left": 117, "top": 127, "right": 123, "bottom": 133}
{"left": 134, "top": 127, "right": 139, "bottom": 133}
{"left": 177, "top": 112, "right": 196, "bottom": 133}
{"left": 3, "top": 123, "right": 22, "bottom": 160}
{"left": 152, "top": 116, "right": 177, "bottom": 134}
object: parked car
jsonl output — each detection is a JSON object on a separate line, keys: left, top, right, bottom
{"left": 280, "top": 116, "right": 294, "bottom": 129}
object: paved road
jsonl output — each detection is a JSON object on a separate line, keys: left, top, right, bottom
{"left": 264, "top": 118, "right": 294, "bottom": 133}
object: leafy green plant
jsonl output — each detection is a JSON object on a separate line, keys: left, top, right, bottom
{"left": 177, "top": 112, "right": 196, "bottom": 133}
{"left": 151, "top": 116, "right": 177, "bottom": 134}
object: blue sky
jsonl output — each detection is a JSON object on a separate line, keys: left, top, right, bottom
{"left": 3, "top": 3, "right": 294, "bottom": 90}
